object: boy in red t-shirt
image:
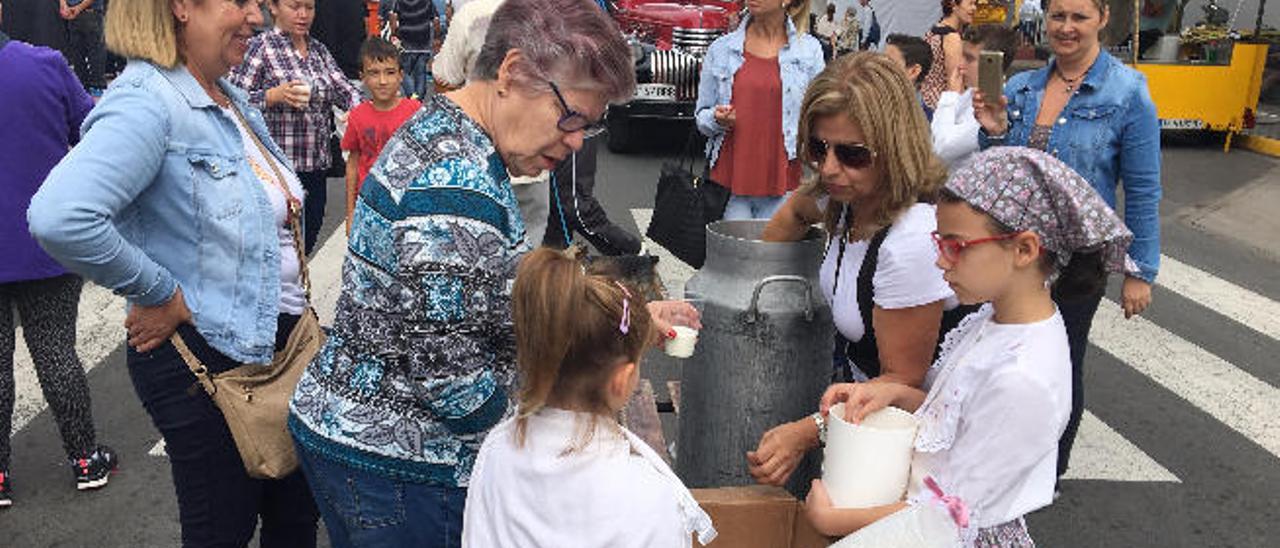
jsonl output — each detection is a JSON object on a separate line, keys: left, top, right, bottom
{"left": 342, "top": 38, "right": 423, "bottom": 234}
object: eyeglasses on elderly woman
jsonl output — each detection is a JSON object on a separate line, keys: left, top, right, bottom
{"left": 548, "top": 80, "right": 608, "bottom": 138}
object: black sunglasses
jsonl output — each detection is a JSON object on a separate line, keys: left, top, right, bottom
{"left": 806, "top": 137, "right": 877, "bottom": 169}
{"left": 547, "top": 81, "right": 607, "bottom": 138}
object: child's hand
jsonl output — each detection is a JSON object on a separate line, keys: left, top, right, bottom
{"left": 804, "top": 479, "right": 843, "bottom": 537}
{"left": 820, "top": 382, "right": 899, "bottom": 424}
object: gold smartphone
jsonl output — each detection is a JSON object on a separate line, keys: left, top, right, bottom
{"left": 979, "top": 51, "right": 1004, "bottom": 100}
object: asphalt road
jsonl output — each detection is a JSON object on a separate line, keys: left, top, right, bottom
{"left": 3, "top": 134, "right": 1278, "bottom": 547}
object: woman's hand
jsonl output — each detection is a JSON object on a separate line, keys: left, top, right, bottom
{"left": 125, "top": 287, "right": 193, "bottom": 353}
{"left": 820, "top": 382, "right": 900, "bottom": 423}
{"left": 645, "top": 300, "right": 701, "bottom": 342}
{"left": 267, "top": 81, "right": 310, "bottom": 109}
{"left": 747, "top": 418, "right": 818, "bottom": 486}
{"left": 713, "top": 105, "right": 736, "bottom": 130}
{"left": 1122, "top": 276, "right": 1153, "bottom": 319}
{"left": 971, "top": 90, "right": 1009, "bottom": 136}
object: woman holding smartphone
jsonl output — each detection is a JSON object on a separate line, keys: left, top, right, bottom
{"left": 973, "top": 0, "right": 1161, "bottom": 486}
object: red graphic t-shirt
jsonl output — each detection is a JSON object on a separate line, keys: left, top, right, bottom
{"left": 341, "top": 97, "right": 422, "bottom": 188}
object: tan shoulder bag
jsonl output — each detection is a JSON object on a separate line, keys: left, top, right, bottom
{"left": 168, "top": 104, "right": 325, "bottom": 479}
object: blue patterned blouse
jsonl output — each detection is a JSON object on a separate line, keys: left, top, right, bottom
{"left": 289, "top": 94, "right": 528, "bottom": 486}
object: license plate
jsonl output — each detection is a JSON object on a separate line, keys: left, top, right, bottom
{"left": 1160, "top": 118, "right": 1205, "bottom": 130}
{"left": 633, "top": 83, "right": 676, "bottom": 102}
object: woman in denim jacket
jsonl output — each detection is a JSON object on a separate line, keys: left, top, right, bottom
{"left": 694, "top": 0, "right": 824, "bottom": 220}
{"left": 28, "top": 0, "right": 320, "bottom": 544}
{"left": 973, "top": 0, "right": 1161, "bottom": 486}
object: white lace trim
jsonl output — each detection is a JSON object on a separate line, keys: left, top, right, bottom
{"left": 915, "top": 305, "right": 992, "bottom": 453}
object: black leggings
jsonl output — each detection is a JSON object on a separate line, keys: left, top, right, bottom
{"left": 0, "top": 274, "right": 98, "bottom": 470}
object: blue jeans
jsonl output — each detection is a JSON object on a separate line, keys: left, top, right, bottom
{"left": 723, "top": 193, "right": 790, "bottom": 221}
{"left": 127, "top": 329, "right": 318, "bottom": 548}
{"left": 295, "top": 442, "right": 466, "bottom": 548}
{"left": 400, "top": 50, "right": 434, "bottom": 100}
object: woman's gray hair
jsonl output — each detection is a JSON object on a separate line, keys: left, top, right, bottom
{"left": 471, "top": 0, "right": 636, "bottom": 103}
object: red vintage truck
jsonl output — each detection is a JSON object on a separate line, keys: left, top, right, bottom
{"left": 606, "top": 0, "right": 741, "bottom": 152}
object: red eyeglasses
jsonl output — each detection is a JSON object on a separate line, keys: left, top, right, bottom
{"left": 931, "top": 231, "right": 1019, "bottom": 262}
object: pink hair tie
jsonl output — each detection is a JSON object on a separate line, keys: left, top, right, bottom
{"left": 614, "top": 281, "right": 631, "bottom": 335}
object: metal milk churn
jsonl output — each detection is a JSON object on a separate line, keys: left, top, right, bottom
{"left": 676, "top": 220, "right": 833, "bottom": 497}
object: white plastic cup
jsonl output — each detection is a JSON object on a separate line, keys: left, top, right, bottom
{"left": 293, "top": 81, "right": 312, "bottom": 104}
{"left": 664, "top": 325, "right": 699, "bottom": 358}
{"left": 823, "top": 403, "right": 919, "bottom": 508}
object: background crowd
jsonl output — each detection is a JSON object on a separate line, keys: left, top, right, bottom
{"left": 1, "top": 0, "right": 1162, "bottom": 545}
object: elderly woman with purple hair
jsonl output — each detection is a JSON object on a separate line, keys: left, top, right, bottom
{"left": 286, "top": 0, "right": 700, "bottom": 545}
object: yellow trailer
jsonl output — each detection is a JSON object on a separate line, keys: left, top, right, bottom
{"left": 1133, "top": 42, "right": 1269, "bottom": 151}
{"left": 1123, "top": 0, "right": 1271, "bottom": 152}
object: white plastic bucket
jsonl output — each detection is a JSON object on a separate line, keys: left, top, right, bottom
{"left": 823, "top": 404, "right": 919, "bottom": 508}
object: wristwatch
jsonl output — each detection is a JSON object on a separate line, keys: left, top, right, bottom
{"left": 812, "top": 412, "right": 828, "bottom": 446}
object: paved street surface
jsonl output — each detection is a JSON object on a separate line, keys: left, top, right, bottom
{"left": 2, "top": 137, "right": 1278, "bottom": 546}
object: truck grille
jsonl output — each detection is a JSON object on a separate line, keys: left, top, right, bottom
{"left": 672, "top": 26, "right": 720, "bottom": 56}
{"left": 650, "top": 49, "right": 702, "bottom": 102}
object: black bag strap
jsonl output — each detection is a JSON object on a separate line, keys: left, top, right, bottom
{"left": 846, "top": 225, "right": 890, "bottom": 378}
{"left": 671, "top": 125, "right": 705, "bottom": 175}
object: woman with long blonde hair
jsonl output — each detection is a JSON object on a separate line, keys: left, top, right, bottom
{"left": 748, "top": 52, "right": 966, "bottom": 488}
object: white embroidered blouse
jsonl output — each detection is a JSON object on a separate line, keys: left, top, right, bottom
{"left": 906, "top": 304, "right": 1071, "bottom": 539}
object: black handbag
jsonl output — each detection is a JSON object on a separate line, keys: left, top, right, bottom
{"left": 645, "top": 132, "right": 730, "bottom": 269}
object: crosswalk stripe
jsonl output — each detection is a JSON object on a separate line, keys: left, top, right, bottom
{"left": 1062, "top": 411, "right": 1180, "bottom": 482}
{"left": 1090, "top": 298, "right": 1280, "bottom": 460}
{"left": 149, "top": 439, "right": 167, "bottom": 457}
{"left": 1156, "top": 254, "right": 1280, "bottom": 340}
{"left": 309, "top": 229, "right": 349, "bottom": 326}
{"left": 630, "top": 207, "right": 1183, "bottom": 483}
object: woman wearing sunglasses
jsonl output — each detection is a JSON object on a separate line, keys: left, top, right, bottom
{"left": 286, "top": 0, "right": 699, "bottom": 545}
{"left": 748, "top": 52, "right": 961, "bottom": 488}
{"left": 694, "top": 0, "right": 825, "bottom": 220}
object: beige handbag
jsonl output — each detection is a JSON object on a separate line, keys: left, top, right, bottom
{"left": 169, "top": 104, "right": 324, "bottom": 479}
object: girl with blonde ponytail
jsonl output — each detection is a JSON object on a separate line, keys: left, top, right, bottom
{"left": 462, "top": 248, "right": 716, "bottom": 547}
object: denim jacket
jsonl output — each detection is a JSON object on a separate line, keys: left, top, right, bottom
{"left": 982, "top": 51, "right": 1162, "bottom": 282}
{"left": 695, "top": 16, "right": 825, "bottom": 169}
{"left": 29, "top": 61, "right": 297, "bottom": 364}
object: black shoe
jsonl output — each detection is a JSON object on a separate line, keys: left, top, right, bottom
{"left": 0, "top": 468, "right": 10, "bottom": 507}
{"left": 0, "top": 470, "right": 11, "bottom": 507}
{"left": 72, "top": 446, "right": 118, "bottom": 491}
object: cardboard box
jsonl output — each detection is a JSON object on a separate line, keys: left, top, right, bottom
{"left": 691, "top": 486, "right": 833, "bottom": 548}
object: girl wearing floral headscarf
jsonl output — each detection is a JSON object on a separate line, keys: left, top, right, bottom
{"left": 802, "top": 147, "right": 1132, "bottom": 547}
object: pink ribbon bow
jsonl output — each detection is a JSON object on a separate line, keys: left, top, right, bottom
{"left": 923, "top": 475, "right": 970, "bottom": 529}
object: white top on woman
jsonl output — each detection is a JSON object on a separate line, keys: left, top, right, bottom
{"left": 223, "top": 106, "right": 307, "bottom": 315}
{"left": 463, "top": 408, "right": 716, "bottom": 548}
{"left": 907, "top": 304, "right": 1070, "bottom": 537}
{"left": 818, "top": 202, "right": 959, "bottom": 343}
